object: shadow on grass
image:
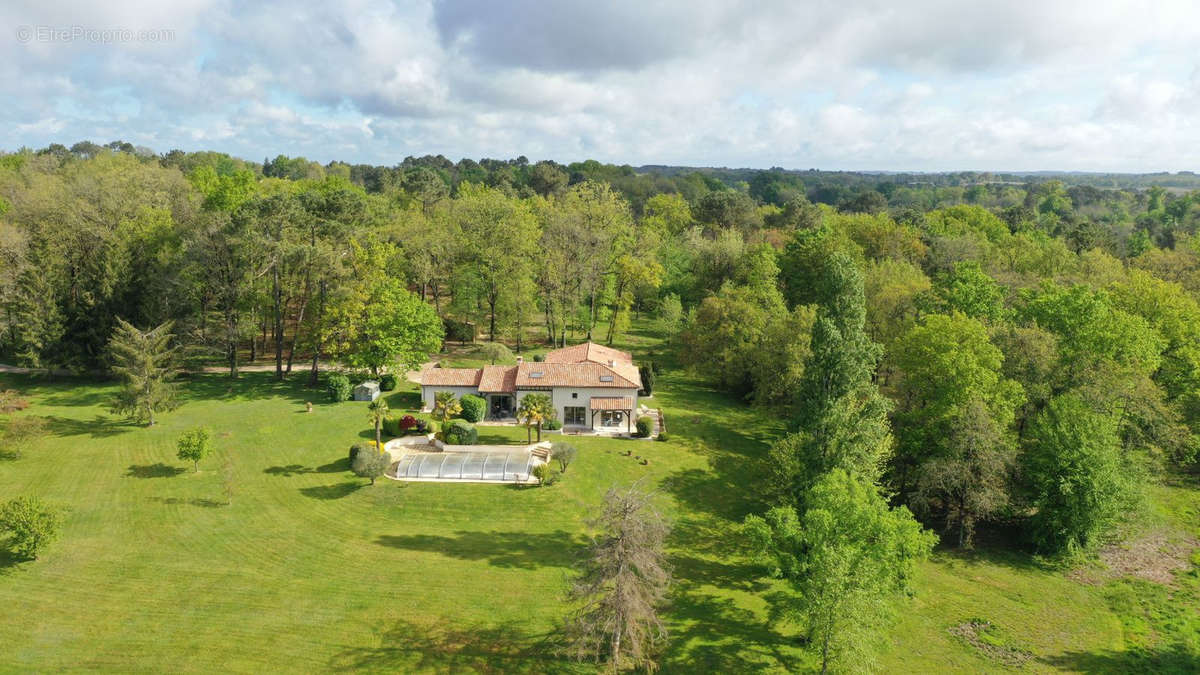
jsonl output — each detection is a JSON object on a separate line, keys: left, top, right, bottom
{"left": 477, "top": 431, "right": 530, "bottom": 445}
{"left": 300, "top": 481, "right": 366, "bottom": 500}
{"left": 149, "top": 496, "right": 226, "bottom": 508}
{"left": 177, "top": 372, "right": 320, "bottom": 405}
{"left": 0, "top": 546, "right": 28, "bottom": 574}
{"left": 662, "top": 589, "right": 807, "bottom": 672}
{"left": 264, "top": 458, "right": 350, "bottom": 477}
{"left": 329, "top": 618, "right": 585, "bottom": 673}
{"left": 45, "top": 414, "right": 134, "bottom": 438}
{"left": 376, "top": 530, "right": 586, "bottom": 569}
{"left": 383, "top": 390, "right": 421, "bottom": 410}
{"left": 125, "top": 463, "right": 186, "bottom": 478}
{"left": 1043, "top": 644, "right": 1199, "bottom": 673}
{"left": 35, "top": 388, "right": 115, "bottom": 407}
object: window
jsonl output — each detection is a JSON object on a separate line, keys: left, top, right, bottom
{"left": 530, "top": 371, "right": 544, "bottom": 379}
{"left": 572, "top": 392, "right": 578, "bottom": 399}
{"left": 564, "top": 406, "right": 586, "bottom": 425}
{"left": 599, "top": 375, "right": 614, "bottom": 382}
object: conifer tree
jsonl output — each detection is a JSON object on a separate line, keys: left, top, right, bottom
{"left": 109, "top": 318, "right": 177, "bottom": 426}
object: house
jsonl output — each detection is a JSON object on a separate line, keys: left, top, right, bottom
{"left": 418, "top": 342, "right": 642, "bottom": 432}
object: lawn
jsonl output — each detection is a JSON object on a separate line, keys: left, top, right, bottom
{"left": 1, "top": 335, "right": 1198, "bottom": 672}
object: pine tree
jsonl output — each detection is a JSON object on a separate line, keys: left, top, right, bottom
{"left": 566, "top": 483, "right": 672, "bottom": 672}
{"left": 7, "top": 267, "right": 63, "bottom": 369}
{"left": 109, "top": 318, "right": 178, "bottom": 426}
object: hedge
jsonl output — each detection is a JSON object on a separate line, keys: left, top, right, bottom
{"left": 444, "top": 419, "right": 478, "bottom": 445}
{"left": 326, "top": 374, "right": 352, "bottom": 402}
{"left": 459, "top": 394, "right": 486, "bottom": 423}
{"left": 635, "top": 416, "right": 653, "bottom": 438}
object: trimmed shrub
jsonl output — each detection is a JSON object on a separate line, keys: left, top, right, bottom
{"left": 542, "top": 416, "right": 562, "bottom": 431}
{"left": 379, "top": 373, "right": 398, "bottom": 391}
{"left": 635, "top": 416, "right": 653, "bottom": 438}
{"left": 459, "top": 394, "right": 486, "bottom": 423}
{"left": 532, "top": 353, "right": 545, "bottom": 362}
{"left": 638, "top": 364, "right": 655, "bottom": 396}
{"left": 444, "top": 419, "right": 478, "bottom": 445}
{"left": 349, "top": 443, "right": 369, "bottom": 463}
{"left": 656, "top": 432, "right": 670, "bottom": 442}
{"left": 325, "top": 374, "right": 352, "bottom": 402}
{"left": 399, "top": 415, "right": 418, "bottom": 433}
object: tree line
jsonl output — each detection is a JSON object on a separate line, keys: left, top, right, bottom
{"left": 4, "top": 140, "right": 1200, "bottom": 670}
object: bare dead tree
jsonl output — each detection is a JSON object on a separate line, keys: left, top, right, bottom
{"left": 566, "top": 482, "right": 672, "bottom": 672}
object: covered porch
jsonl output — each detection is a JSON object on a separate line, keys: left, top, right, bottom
{"left": 589, "top": 396, "right": 634, "bottom": 433}
{"left": 483, "top": 393, "right": 516, "bottom": 421}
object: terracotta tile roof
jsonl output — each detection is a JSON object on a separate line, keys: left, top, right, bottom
{"left": 418, "top": 367, "right": 481, "bottom": 387}
{"left": 589, "top": 396, "right": 634, "bottom": 410}
{"left": 543, "top": 342, "right": 632, "bottom": 366}
{"left": 478, "top": 365, "right": 518, "bottom": 393}
{"left": 515, "top": 362, "right": 639, "bottom": 389}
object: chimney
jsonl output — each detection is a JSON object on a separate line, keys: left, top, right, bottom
{"left": 608, "top": 359, "right": 615, "bottom": 368}
{"left": 516, "top": 356, "right": 523, "bottom": 364}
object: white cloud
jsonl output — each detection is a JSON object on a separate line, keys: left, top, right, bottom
{"left": 2, "top": 0, "right": 1200, "bottom": 170}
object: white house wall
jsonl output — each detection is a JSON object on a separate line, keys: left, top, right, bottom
{"left": 420, "top": 385, "right": 481, "bottom": 411}
{"left": 519, "top": 387, "right": 640, "bottom": 428}
{"left": 424, "top": 385, "right": 640, "bottom": 428}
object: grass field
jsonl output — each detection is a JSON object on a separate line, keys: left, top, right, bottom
{"left": 1, "top": 332, "right": 1198, "bottom": 672}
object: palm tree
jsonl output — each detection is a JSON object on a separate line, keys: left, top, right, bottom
{"left": 517, "top": 393, "right": 553, "bottom": 443}
{"left": 431, "top": 391, "right": 461, "bottom": 439}
{"left": 367, "top": 398, "right": 389, "bottom": 451}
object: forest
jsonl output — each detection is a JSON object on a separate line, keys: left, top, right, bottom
{"left": 2, "top": 141, "right": 1200, "bottom": 669}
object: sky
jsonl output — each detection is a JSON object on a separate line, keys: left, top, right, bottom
{"left": 4, "top": 0, "right": 1200, "bottom": 172}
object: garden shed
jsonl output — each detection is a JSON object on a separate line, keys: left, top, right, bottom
{"left": 353, "top": 381, "right": 381, "bottom": 401}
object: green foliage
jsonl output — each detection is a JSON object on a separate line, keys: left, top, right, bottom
{"left": 770, "top": 253, "right": 892, "bottom": 507}
{"left": 890, "top": 313, "right": 1024, "bottom": 491}
{"left": 680, "top": 280, "right": 787, "bottom": 396}
{"left": 1020, "top": 283, "right": 1165, "bottom": 384}
{"left": 325, "top": 374, "right": 352, "bottom": 402}
{"left": 552, "top": 442, "right": 577, "bottom": 472}
{"left": 108, "top": 318, "right": 177, "bottom": 427}
{"left": 443, "top": 318, "right": 475, "bottom": 343}
{"left": 475, "top": 342, "right": 513, "bottom": 365}
{"left": 638, "top": 364, "right": 655, "bottom": 396}
{"left": 443, "top": 419, "right": 478, "bottom": 445}
{"left": 635, "top": 416, "right": 653, "bottom": 438}
{"left": 345, "top": 277, "right": 444, "bottom": 375}
{"left": 542, "top": 416, "right": 562, "bottom": 431}
{"left": 922, "top": 261, "right": 1007, "bottom": 322}
{"left": 744, "top": 470, "right": 935, "bottom": 673}
{"left": 351, "top": 447, "right": 390, "bottom": 485}
{"left": 367, "top": 398, "right": 389, "bottom": 450}
{"left": 378, "top": 373, "right": 398, "bottom": 391}
{"left": 516, "top": 393, "right": 553, "bottom": 443}
{"left": 458, "top": 394, "right": 486, "bottom": 423}
{"left": 657, "top": 293, "right": 683, "bottom": 336}
{"left": 0, "top": 496, "right": 62, "bottom": 560}
{"left": 1023, "top": 394, "right": 1139, "bottom": 553}
{"left": 348, "top": 443, "right": 368, "bottom": 463}
{"left": 656, "top": 432, "right": 669, "bottom": 442}
{"left": 532, "top": 462, "right": 558, "bottom": 486}
{"left": 431, "top": 391, "right": 462, "bottom": 432}
{"left": 176, "top": 427, "right": 212, "bottom": 472}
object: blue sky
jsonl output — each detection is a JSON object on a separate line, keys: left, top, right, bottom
{"left": 4, "top": 0, "right": 1200, "bottom": 171}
